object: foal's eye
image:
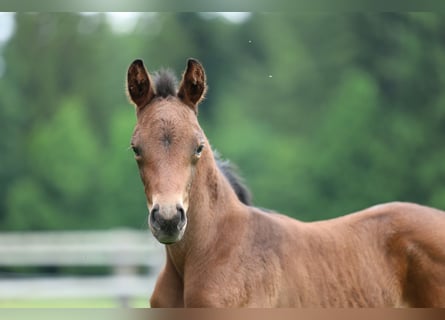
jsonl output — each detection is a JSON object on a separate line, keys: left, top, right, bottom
{"left": 131, "top": 146, "right": 141, "bottom": 157}
{"left": 195, "top": 144, "right": 205, "bottom": 157}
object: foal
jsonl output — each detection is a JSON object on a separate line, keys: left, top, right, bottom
{"left": 126, "top": 58, "right": 445, "bottom": 307}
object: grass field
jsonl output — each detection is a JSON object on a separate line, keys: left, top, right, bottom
{"left": 0, "top": 297, "right": 149, "bottom": 308}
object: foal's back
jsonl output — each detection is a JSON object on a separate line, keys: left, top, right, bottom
{"left": 249, "top": 202, "right": 445, "bottom": 307}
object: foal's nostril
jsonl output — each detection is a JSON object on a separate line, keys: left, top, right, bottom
{"left": 151, "top": 204, "right": 160, "bottom": 218}
{"left": 150, "top": 204, "right": 161, "bottom": 229}
{"left": 176, "top": 204, "right": 186, "bottom": 229}
{"left": 176, "top": 204, "right": 185, "bottom": 219}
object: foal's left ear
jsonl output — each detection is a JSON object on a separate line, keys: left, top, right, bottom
{"left": 178, "top": 58, "right": 207, "bottom": 113}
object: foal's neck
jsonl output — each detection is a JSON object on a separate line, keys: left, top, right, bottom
{"left": 166, "top": 151, "right": 246, "bottom": 274}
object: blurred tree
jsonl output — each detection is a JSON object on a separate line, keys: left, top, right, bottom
{"left": 1, "top": 12, "right": 445, "bottom": 230}
{"left": 0, "top": 13, "right": 146, "bottom": 229}
{"left": 208, "top": 13, "right": 445, "bottom": 219}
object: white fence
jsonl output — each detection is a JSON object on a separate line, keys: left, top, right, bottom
{"left": 0, "top": 229, "right": 165, "bottom": 306}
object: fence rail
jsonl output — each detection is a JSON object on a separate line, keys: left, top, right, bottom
{"left": 0, "top": 229, "right": 164, "bottom": 306}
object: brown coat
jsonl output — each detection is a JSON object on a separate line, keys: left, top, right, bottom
{"left": 127, "top": 58, "right": 445, "bottom": 307}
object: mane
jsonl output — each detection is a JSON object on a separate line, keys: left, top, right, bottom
{"left": 153, "top": 69, "right": 178, "bottom": 98}
{"left": 214, "top": 151, "right": 252, "bottom": 206}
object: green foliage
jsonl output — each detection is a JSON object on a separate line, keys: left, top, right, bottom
{"left": 6, "top": 178, "right": 58, "bottom": 230}
{"left": 29, "top": 98, "right": 99, "bottom": 198}
{"left": 1, "top": 12, "right": 445, "bottom": 230}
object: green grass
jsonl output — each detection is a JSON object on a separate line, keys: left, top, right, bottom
{"left": 0, "top": 297, "right": 149, "bottom": 308}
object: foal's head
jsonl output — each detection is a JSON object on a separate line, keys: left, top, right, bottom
{"left": 126, "top": 58, "right": 207, "bottom": 244}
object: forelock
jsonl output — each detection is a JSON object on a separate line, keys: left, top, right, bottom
{"left": 153, "top": 69, "right": 178, "bottom": 98}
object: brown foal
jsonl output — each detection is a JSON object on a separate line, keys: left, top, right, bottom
{"left": 126, "top": 58, "right": 445, "bottom": 307}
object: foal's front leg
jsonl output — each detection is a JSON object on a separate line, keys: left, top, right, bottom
{"left": 150, "top": 257, "right": 184, "bottom": 307}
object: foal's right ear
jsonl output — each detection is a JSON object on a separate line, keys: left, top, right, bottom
{"left": 126, "top": 59, "right": 155, "bottom": 109}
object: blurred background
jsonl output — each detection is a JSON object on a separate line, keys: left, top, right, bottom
{"left": 1, "top": 12, "right": 445, "bottom": 307}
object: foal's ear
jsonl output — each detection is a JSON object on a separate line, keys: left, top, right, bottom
{"left": 126, "top": 59, "right": 155, "bottom": 109}
{"left": 178, "top": 58, "right": 207, "bottom": 113}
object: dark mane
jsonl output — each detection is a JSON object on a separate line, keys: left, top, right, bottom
{"left": 215, "top": 152, "right": 252, "bottom": 206}
{"left": 153, "top": 69, "right": 178, "bottom": 98}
